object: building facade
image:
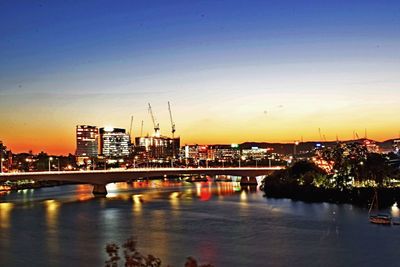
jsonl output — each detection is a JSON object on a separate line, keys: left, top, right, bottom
{"left": 394, "top": 139, "right": 400, "bottom": 154}
{"left": 99, "top": 127, "right": 130, "bottom": 158}
{"left": 135, "top": 135, "right": 180, "bottom": 160}
{"left": 76, "top": 125, "right": 99, "bottom": 157}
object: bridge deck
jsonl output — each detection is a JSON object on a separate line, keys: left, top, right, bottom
{"left": 0, "top": 167, "right": 282, "bottom": 184}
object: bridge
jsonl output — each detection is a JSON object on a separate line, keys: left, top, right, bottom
{"left": 0, "top": 167, "right": 283, "bottom": 195}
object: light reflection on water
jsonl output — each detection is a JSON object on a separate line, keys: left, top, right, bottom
{"left": 391, "top": 202, "right": 400, "bottom": 217}
{"left": 44, "top": 199, "right": 60, "bottom": 261}
{"left": 0, "top": 202, "right": 13, "bottom": 229}
{"left": 1, "top": 180, "right": 400, "bottom": 267}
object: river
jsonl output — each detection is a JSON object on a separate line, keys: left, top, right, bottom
{"left": 1, "top": 180, "right": 399, "bottom": 267}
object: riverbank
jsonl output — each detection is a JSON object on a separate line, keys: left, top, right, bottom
{"left": 0, "top": 180, "right": 75, "bottom": 193}
{"left": 262, "top": 184, "right": 400, "bottom": 208}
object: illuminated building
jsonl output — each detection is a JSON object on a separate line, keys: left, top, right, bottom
{"left": 0, "top": 141, "right": 12, "bottom": 172}
{"left": 100, "top": 127, "right": 130, "bottom": 158}
{"left": 0, "top": 141, "right": 6, "bottom": 172}
{"left": 208, "top": 144, "right": 240, "bottom": 161}
{"left": 76, "top": 125, "right": 99, "bottom": 157}
{"left": 0, "top": 141, "right": 6, "bottom": 159}
{"left": 394, "top": 139, "right": 400, "bottom": 154}
{"left": 184, "top": 145, "right": 209, "bottom": 161}
{"left": 362, "top": 139, "right": 380, "bottom": 153}
{"left": 241, "top": 147, "right": 269, "bottom": 160}
{"left": 135, "top": 135, "right": 180, "bottom": 160}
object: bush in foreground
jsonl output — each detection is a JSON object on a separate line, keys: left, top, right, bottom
{"left": 105, "top": 237, "right": 214, "bottom": 267}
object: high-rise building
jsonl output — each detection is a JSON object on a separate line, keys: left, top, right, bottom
{"left": 135, "top": 135, "right": 180, "bottom": 160}
{"left": 99, "top": 127, "right": 130, "bottom": 158}
{"left": 0, "top": 141, "right": 12, "bottom": 172}
{"left": 0, "top": 141, "right": 6, "bottom": 158}
{"left": 394, "top": 139, "right": 400, "bottom": 154}
{"left": 76, "top": 125, "right": 99, "bottom": 157}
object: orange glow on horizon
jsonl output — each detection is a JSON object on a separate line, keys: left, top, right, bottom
{"left": 1, "top": 127, "right": 399, "bottom": 155}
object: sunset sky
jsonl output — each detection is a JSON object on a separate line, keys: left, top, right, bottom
{"left": 1, "top": 1, "right": 400, "bottom": 155}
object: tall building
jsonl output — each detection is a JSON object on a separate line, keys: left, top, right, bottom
{"left": 0, "top": 141, "right": 6, "bottom": 159}
{"left": 394, "top": 139, "right": 400, "bottom": 154}
{"left": 76, "top": 125, "right": 99, "bottom": 157}
{"left": 0, "top": 141, "right": 12, "bottom": 172}
{"left": 99, "top": 127, "right": 130, "bottom": 158}
{"left": 135, "top": 135, "right": 180, "bottom": 160}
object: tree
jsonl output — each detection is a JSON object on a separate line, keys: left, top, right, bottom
{"left": 105, "top": 237, "right": 213, "bottom": 267}
{"left": 365, "top": 153, "right": 390, "bottom": 186}
{"left": 320, "top": 142, "right": 368, "bottom": 189}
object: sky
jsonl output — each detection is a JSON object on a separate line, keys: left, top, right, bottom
{"left": 0, "top": 0, "right": 400, "bottom": 155}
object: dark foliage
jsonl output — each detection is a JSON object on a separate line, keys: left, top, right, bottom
{"left": 105, "top": 238, "right": 214, "bottom": 267}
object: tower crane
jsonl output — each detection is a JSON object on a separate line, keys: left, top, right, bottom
{"left": 140, "top": 120, "right": 144, "bottom": 137}
{"left": 148, "top": 103, "right": 160, "bottom": 137}
{"left": 129, "top": 116, "right": 133, "bottom": 141}
{"left": 168, "top": 101, "right": 176, "bottom": 167}
{"left": 168, "top": 101, "right": 176, "bottom": 138}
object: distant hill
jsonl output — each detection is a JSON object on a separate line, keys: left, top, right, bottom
{"left": 238, "top": 138, "right": 399, "bottom": 155}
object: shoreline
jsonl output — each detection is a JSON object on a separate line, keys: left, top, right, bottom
{"left": 262, "top": 184, "right": 400, "bottom": 208}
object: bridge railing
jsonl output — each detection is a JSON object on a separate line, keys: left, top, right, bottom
{"left": 0, "top": 166, "right": 284, "bottom": 177}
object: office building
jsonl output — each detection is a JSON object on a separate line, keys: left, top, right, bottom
{"left": 76, "top": 125, "right": 99, "bottom": 157}
{"left": 100, "top": 127, "right": 130, "bottom": 158}
{"left": 135, "top": 135, "right": 180, "bottom": 160}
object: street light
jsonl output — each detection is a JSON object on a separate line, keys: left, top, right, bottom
{"left": 49, "top": 157, "right": 53, "bottom": 172}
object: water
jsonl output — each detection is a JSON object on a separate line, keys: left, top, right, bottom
{"left": 1, "top": 180, "right": 399, "bottom": 267}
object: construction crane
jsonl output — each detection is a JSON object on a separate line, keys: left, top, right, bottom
{"left": 129, "top": 116, "right": 133, "bottom": 141}
{"left": 148, "top": 103, "right": 160, "bottom": 136}
{"left": 168, "top": 101, "right": 176, "bottom": 167}
{"left": 140, "top": 120, "right": 144, "bottom": 137}
{"left": 318, "top": 128, "right": 323, "bottom": 141}
{"left": 168, "top": 101, "right": 176, "bottom": 138}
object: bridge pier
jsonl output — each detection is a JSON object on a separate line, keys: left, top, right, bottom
{"left": 240, "top": 176, "right": 258, "bottom": 186}
{"left": 92, "top": 184, "right": 107, "bottom": 196}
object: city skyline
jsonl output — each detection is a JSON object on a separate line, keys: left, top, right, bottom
{"left": 1, "top": 1, "right": 400, "bottom": 154}
{"left": 1, "top": 118, "right": 399, "bottom": 156}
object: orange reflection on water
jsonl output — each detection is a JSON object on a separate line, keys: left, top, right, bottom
{"left": 130, "top": 180, "right": 184, "bottom": 189}
{"left": 44, "top": 199, "right": 60, "bottom": 228}
{"left": 44, "top": 199, "right": 61, "bottom": 257}
{"left": 147, "top": 210, "right": 169, "bottom": 258}
{"left": 75, "top": 184, "right": 94, "bottom": 202}
{"left": 240, "top": 190, "right": 248, "bottom": 202}
{"left": 0, "top": 202, "right": 14, "bottom": 229}
{"left": 132, "top": 194, "right": 143, "bottom": 213}
{"left": 194, "top": 182, "right": 239, "bottom": 201}
{"left": 169, "top": 192, "right": 181, "bottom": 208}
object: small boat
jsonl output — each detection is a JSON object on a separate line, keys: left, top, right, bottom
{"left": 369, "top": 214, "right": 392, "bottom": 225}
{"left": 369, "top": 190, "right": 392, "bottom": 225}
